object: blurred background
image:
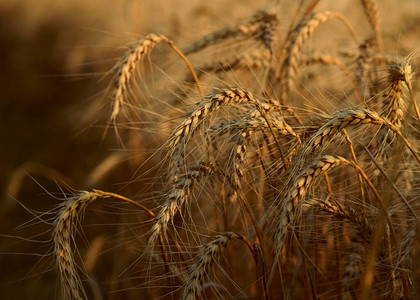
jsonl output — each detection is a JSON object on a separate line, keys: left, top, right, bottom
{"left": 0, "top": 0, "right": 418, "bottom": 298}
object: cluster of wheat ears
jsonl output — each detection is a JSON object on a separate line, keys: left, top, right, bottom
{"left": 50, "top": 0, "right": 420, "bottom": 299}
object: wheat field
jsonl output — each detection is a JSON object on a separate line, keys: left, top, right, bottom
{"left": 2, "top": 0, "right": 420, "bottom": 299}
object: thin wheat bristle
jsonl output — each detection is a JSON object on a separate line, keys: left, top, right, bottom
{"left": 274, "top": 155, "right": 353, "bottom": 257}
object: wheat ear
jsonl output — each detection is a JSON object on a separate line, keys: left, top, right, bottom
{"left": 182, "top": 232, "right": 257, "bottom": 300}
{"left": 279, "top": 11, "right": 359, "bottom": 103}
{"left": 54, "top": 190, "right": 153, "bottom": 299}
{"left": 111, "top": 34, "right": 202, "bottom": 121}
{"left": 167, "top": 88, "right": 269, "bottom": 183}
{"left": 295, "top": 109, "right": 420, "bottom": 169}
{"left": 148, "top": 163, "right": 215, "bottom": 247}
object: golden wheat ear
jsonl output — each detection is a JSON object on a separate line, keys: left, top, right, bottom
{"left": 279, "top": 11, "right": 359, "bottom": 104}
{"left": 110, "top": 34, "right": 202, "bottom": 122}
{"left": 54, "top": 190, "right": 154, "bottom": 299}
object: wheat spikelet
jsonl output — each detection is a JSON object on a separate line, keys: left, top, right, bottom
{"left": 167, "top": 88, "right": 265, "bottom": 183}
{"left": 373, "top": 61, "right": 414, "bottom": 189}
{"left": 380, "top": 61, "right": 412, "bottom": 135}
{"left": 279, "top": 11, "right": 358, "bottom": 103}
{"left": 182, "top": 232, "right": 243, "bottom": 300}
{"left": 222, "top": 117, "right": 298, "bottom": 203}
{"left": 297, "top": 108, "right": 419, "bottom": 168}
{"left": 53, "top": 191, "right": 97, "bottom": 300}
{"left": 148, "top": 163, "right": 215, "bottom": 246}
{"left": 273, "top": 156, "right": 353, "bottom": 259}
{"left": 306, "top": 198, "right": 373, "bottom": 242}
{"left": 53, "top": 190, "right": 154, "bottom": 299}
{"left": 111, "top": 34, "right": 201, "bottom": 121}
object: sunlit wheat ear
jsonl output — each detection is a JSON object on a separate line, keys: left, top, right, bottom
{"left": 294, "top": 108, "right": 420, "bottom": 175}
{"left": 373, "top": 61, "right": 414, "bottom": 187}
{"left": 380, "top": 61, "right": 413, "bottom": 131}
{"left": 167, "top": 88, "right": 265, "bottom": 183}
{"left": 218, "top": 117, "right": 299, "bottom": 202}
{"left": 279, "top": 11, "right": 359, "bottom": 103}
{"left": 360, "top": 0, "right": 383, "bottom": 52}
{"left": 183, "top": 8, "right": 278, "bottom": 56}
{"left": 182, "top": 232, "right": 245, "bottom": 300}
{"left": 273, "top": 156, "right": 352, "bottom": 262}
{"left": 148, "top": 163, "right": 215, "bottom": 247}
{"left": 54, "top": 191, "right": 97, "bottom": 300}
{"left": 305, "top": 198, "right": 373, "bottom": 242}
{"left": 111, "top": 34, "right": 201, "bottom": 121}
{"left": 53, "top": 190, "right": 153, "bottom": 299}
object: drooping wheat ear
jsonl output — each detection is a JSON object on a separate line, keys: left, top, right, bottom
{"left": 111, "top": 34, "right": 202, "bottom": 121}
{"left": 182, "top": 232, "right": 248, "bottom": 300}
{"left": 227, "top": 117, "right": 301, "bottom": 201}
{"left": 360, "top": 0, "right": 383, "bottom": 52}
{"left": 53, "top": 190, "right": 154, "bottom": 300}
{"left": 380, "top": 61, "right": 412, "bottom": 134}
{"left": 54, "top": 191, "right": 96, "bottom": 300}
{"left": 273, "top": 156, "right": 353, "bottom": 260}
{"left": 296, "top": 109, "right": 420, "bottom": 170}
{"left": 279, "top": 11, "right": 359, "bottom": 103}
{"left": 183, "top": 8, "right": 278, "bottom": 56}
{"left": 272, "top": 155, "right": 391, "bottom": 281}
{"left": 306, "top": 198, "right": 373, "bottom": 242}
{"left": 167, "top": 88, "right": 265, "bottom": 183}
{"left": 373, "top": 61, "right": 414, "bottom": 187}
{"left": 148, "top": 163, "right": 215, "bottom": 247}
